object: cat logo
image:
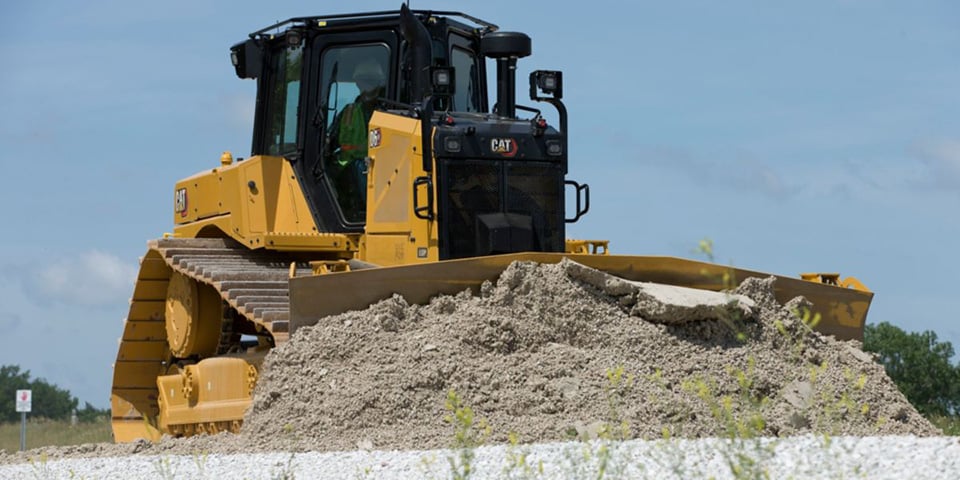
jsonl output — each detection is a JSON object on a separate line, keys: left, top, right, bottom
{"left": 490, "top": 137, "right": 518, "bottom": 157}
{"left": 174, "top": 188, "right": 188, "bottom": 217}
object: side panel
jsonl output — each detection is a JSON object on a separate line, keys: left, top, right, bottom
{"left": 241, "top": 156, "right": 315, "bottom": 235}
{"left": 362, "top": 112, "right": 439, "bottom": 265}
{"left": 175, "top": 169, "right": 223, "bottom": 222}
{"left": 172, "top": 156, "right": 354, "bottom": 252}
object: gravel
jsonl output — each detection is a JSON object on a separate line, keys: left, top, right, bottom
{"left": 2, "top": 435, "right": 958, "bottom": 479}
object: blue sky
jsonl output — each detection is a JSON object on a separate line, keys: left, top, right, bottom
{"left": 1, "top": 0, "right": 958, "bottom": 408}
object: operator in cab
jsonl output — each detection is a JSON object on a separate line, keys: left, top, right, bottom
{"left": 327, "top": 58, "right": 387, "bottom": 222}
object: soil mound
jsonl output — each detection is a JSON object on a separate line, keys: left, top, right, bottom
{"left": 241, "top": 259, "right": 938, "bottom": 452}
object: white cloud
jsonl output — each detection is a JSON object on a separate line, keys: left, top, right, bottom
{"left": 634, "top": 145, "right": 800, "bottom": 200}
{"left": 21, "top": 251, "right": 138, "bottom": 307}
{"left": 625, "top": 140, "right": 958, "bottom": 202}
{"left": 916, "top": 139, "right": 960, "bottom": 189}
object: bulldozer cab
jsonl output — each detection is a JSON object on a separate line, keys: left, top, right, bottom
{"left": 230, "top": 7, "right": 584, "bottom": 260}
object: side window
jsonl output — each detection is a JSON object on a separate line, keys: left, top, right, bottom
{"left": 264, "top": 44, "right": 303, "bottom": 156}
{"left": 450, "top": 47, "right": 481, "bottom": 112}
{"left": 319, "top": 43, "right": 390, "bottom": 224}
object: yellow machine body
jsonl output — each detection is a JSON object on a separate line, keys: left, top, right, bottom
{"left": 172, "top": 153, "right": 358, "bottom": 254}
{"left": 361, "top": 112, "right": 440, "bottom": 265}
{"left": 156, "top": 357, "right": 259, "bottom": 436}
{"left": 169, "top": 111, "right": 436, "bottom": 266}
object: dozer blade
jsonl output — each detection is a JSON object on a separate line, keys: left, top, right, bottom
{"left": 289, "top": 253, "right": 872, "bottom": 341}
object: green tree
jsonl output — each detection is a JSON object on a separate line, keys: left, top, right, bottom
{"left": 863, "top": 322, "right": 960, "bottom": 416}
{"left": 0, "top": 364, "right": 79, "bottom": 422}
{"left": 0, "top": 365, "right": 31, "bottom": 422}
{"left": 30, "top": 376, "right": 78, "bottom": 421}
{"left": 77, "top": 401, "right": 109, "bottom": 422}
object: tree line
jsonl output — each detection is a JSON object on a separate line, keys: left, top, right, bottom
{"left": 0, "top": 365, "right": 108, "bottom": 423}
{"left": 863, "top": 322, "right": 960, "bottom": 417}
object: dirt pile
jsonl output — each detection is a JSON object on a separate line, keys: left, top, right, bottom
{"left": 241, "top": 259, "right": 938, "bottom": 452}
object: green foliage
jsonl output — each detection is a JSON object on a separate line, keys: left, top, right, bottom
{"left": 601, "top": 365, "right": 633, "bottom": 442}
{"left": 0, "top": 365, "right": 31, "bottom": 422}
{"left": 444, "top": 389, "right": 491, "bottom": 480}
{"left": 928, "top": 414, "right": 960, "bottom": 436}
{"left": 775, "top": 307, "right": 822, "bottom": 363}
{"left": 30, "top": 379, "right": 77, "bottom": 422}
{"left": 682, "top": 359, "right": 768, "bottom": 441}
{"left": 0, "top": 365, "right": 72, "bottom": 422}
{"left": 679, "top": 356, "right": 775, "bottom": 480}
{"left": 863, "top": 322, "right": 960, "bottom": 416}
{"left": 503, "top": 431, "right": 544, "bottom": 479}
{"left": 76, "top": 402, "right": 109, "bottom": 423}
{"left": 152, "top": 455, "right": 177, "bottom": 480}
{"left": 809, "top": 361, "right": 875, "bottom": 434}
{"left": 695, "top": 238, "right": 751, "bottom": 342}
{"left": 0, "top": 365, "right": 108, "bottom": 423}
{"left": 28, "top": 452, "right": 52, "bottom": 479}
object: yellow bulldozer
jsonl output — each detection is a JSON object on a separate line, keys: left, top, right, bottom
{"left": 110, "top": 6, "right": 873, "bottom": 442}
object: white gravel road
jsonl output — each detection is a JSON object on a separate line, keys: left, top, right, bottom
{"left": 2, "top": 435, "right": 957, "bottom": 479}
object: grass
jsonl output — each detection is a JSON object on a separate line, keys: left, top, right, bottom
{"left": 930, "top": 415, "right": 960, "bottom": 435}
{"left": 443, "top": 388, "right": 491, "bottom": 480}
{"left": 0, "top": 417, "right": 111, "bottom": 452}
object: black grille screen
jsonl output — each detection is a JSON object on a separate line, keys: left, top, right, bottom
{"left": 440, "top": 160, "right": 563, "bottom": 259}
{"left": 506, "top": 165, "right": 562, "bottom": 252}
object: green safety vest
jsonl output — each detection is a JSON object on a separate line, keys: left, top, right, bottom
{"left": 336, "top": 102, "right": 371, "bottom": 168}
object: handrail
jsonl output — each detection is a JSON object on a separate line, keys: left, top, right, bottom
{"left": 249, "top": 10, "right": 498, "bottom": 39}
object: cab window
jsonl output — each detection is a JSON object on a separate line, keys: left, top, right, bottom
{"left": 318, "top": 43, "right": 390, "bottom": 224}
{"left": 451, "top": 47, "right": 481, "bottom": 112}
{"left": 264, "top": 44, "right": 303, "bottom": 157}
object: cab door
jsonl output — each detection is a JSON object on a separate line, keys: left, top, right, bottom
{"left": 294, "top": 30, "right": 399, "bottom": 233}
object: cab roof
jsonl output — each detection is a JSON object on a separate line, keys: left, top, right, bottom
{"left": 247, "top": 9, "right": 498, "bottom": 39}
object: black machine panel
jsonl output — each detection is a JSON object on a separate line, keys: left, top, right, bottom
{"left": 438, "top": 159, "right": 564, "bottom": 260}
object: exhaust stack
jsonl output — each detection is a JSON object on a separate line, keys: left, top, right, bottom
{"left": 481, "top": 32, "right": 531, "bottom": 118}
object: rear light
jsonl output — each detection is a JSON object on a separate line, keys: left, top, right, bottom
{"left": 444, "top": 136, "right": 462, "bottom": 153}
{"left": 546, "top": 139, "right": 562, "bottom": 156}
